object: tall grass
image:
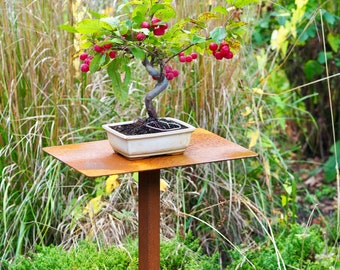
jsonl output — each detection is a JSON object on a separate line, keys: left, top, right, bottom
{"left": 1, "top": 0, "right": 338, "bottom": 268}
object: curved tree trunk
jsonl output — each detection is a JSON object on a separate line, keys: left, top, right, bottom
{"left": 142, "top": 58, "right": 169, "bottom": 119}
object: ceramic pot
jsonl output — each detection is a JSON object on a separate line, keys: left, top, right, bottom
{"left": 102, "top": 117, "right": 195, "bottom": 159}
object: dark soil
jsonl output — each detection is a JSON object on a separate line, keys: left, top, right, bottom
{"left": 110, "top": 118, "right": 188, "bottom": 135}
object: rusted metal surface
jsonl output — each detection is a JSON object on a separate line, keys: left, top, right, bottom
{"left": 138, "top": 170, "right": 160, "bottom": 270}
{"left": 43, "top": 128, "right": 257, "bottom": 177}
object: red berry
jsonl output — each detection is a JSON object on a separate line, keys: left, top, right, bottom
{"left": 151, "top": 18, "right": 161, "bottom": 26}
{"left": 209, "top": 43, "right": 218, "bottom": 51}
{"left": 220, "top": 40, "right": 227, "bottom": 48}
{"left": 179, "top": 52, "right": 184, "bottom": 56}
{"left": 136, "top": 32, "right": 146, "bottom": 41}
{"left": 84, "top": 58, "right": 91, "bottom": 65}
{"left": 109, "top": 50, "right": 117, "bottom": 59}
{"left": 79, "top": 53, "right": 88, "bottom": 61}
{"left": 213, "top": 51, "right": 223, "bottom": 60}
{"left": 172, "top": 69, "right": 179, "bottom": 77}
{"left": 185, "top": 55, "right": 193, "bottom": 62}
{"left": 179, "top": 55, "right": 186, "bottom": 62}
{"left": 80, "top": 63, "right": 89, "bottom": 72}
{"left": 220, "top": 44, "right": 230, "bottom": 53}
{"left": 93, "top": 44, "right": 104, "bottom": 53}
{"left": 141, "top": 21, "right": 150, "bottom": 29}
{"left": 159, "top": 22, "right": 168, "bottom": 30}
{"left": 166, "top": 72, "right": 174, "bottom": 80}
{"left": 224, "top": 51, "right": 234, "bottom": 59}
{"left": 153, "top": 27, "right": 165, "bottom": 36}
{"left": 164, "top": 65, "right": 172, "bottom": 72}
{"left": 191, "top": 52, "right": 198, "bottom": 59}
{"left": 103, "top": 43, "right": 112, "bottom": 50}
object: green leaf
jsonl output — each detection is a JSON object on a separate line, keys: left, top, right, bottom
{"left": 132, "top": 5, "right": 148, "bottom": 23}
{"left": 131, "top": 47, "right": 145, "bottom": 60}
{"left": 89, "top": 53, "right": 107, "bottom": 73}
{"left": 330, "top": 141, "right": 340, "bottom": 154}
{"left": 210, "top": 27, "right": 227, "bottom": 43}
{"left": 191, "top": 35, "right": 206, "bottom": 45}
{"left": 100, "top": 17, "right": 120, "bottom": 29}
{"left": 327, "top": 32, "right": 340, "bottom": 53}
{"left": 323, "top": 141, "right": 340, "bottom": 183}
{"left": 317, "top": 51, "right": 333, "bottom": 64}
{"left": 59, "top": 24, "right": 77, "bottom": 33}
{"left": 197, "top": 12, "right": 219, "bottom": 22}
{"left": 88, "top": 11, "right": 107, "bottom": 19}
{"left": 75, "top": 19, "right": 102, "bottom": 34}
{"left": 283, "top": 183, "right": 292, "bottom": 195}
{"left": 323, "top": 155, "right": 337, "bottom": 183}
{"left": 303, "top": 60, "right": 323, "bottom": 80}
{"left": 152, "top": 4, "right": 176, "bottom": 20}
{"left": 322, "top": 9, "right": 336, "bottom": 25}
{"left": 213, "top": 6, "right": 229, "bottom": 15}
{"left": 107, "top": 58, "right": 130, "bottom": 104}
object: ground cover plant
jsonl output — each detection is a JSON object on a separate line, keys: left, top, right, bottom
{"left": 1, "top": 0, "right": 339, "bottom": 269}
{"left": 8, "top": 236, "right": 220, "bottom": 270}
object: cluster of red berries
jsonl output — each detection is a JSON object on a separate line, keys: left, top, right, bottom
{"left": 164, "top": 65, "right": 179, "bottom": 81}
{"left": 178, "top": 52, "right": 198, "bottom": 63}
{"left": 79, "top": 53, "right": 92, "bottom": 72}
{"left": 209, "top": 41, "right": 233, "bottom": 60}
{"left": 152, "top": 65, "right": 179, "bottom": 81}
{"left": 79, "top": 44, "right": 117, "bottom": 73}
{"left": 140, "top": 17, "right": 168, "bottom": 37}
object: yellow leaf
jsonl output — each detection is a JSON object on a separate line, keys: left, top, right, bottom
{"left": 106, "top": 175, "right": 120, "bottom": 194}
{"left": 83, "top": 195, "right": 103, "bottom": 218}
{"left": 248, "top": 130, "right": 259, "bottom": 149}
{"left": 160, "top": 179, "right": 169, "bottom": 191}
{"left": 259, "top": 106, "right": 264, "bottom": 122}
{"left": 241, "top": 106, "right": 252, "bottom": 116}
{"left": 252, "top": 87, "right": 264, "bottom": 95}
{"left": 295, "top": 0, "right": 308, "bottom": 9}
{"left": 270, "top": 26, "right": 289, "bottom": 55}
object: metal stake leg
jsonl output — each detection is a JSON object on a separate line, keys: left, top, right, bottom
{"left": 138, "top": 169, "right": 160, "bottom": 270}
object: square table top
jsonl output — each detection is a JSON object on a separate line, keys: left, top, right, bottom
{"left": 43, "top": 128, "right": 257, "bottom": 177}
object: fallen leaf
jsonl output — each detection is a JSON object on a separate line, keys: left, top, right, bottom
{"left": 106, "top": 175, "right": 120, "bottom": 194}
{"left": 160, "top": 179, "right": 169, "bottom": 191}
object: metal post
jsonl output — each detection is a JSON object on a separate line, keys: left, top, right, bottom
{"left": 138, "top": 169, "right": 160, "bottom": 270}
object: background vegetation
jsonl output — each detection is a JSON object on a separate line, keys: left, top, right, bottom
{"left": 1, "top": 0, "right": 339, "bottom": 269}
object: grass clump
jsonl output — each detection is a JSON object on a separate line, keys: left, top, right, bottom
{"left": 8, "top": 235, "right": 219, "bottom": 270}
{"left": 228, "top": 223, "right": 339, "bottom": 269}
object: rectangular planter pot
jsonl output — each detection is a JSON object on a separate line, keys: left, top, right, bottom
{"left": 102, "top": 117, "right": 196, "bottom": 159}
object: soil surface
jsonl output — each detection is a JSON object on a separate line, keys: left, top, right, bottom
{"left": 110, "top": 118, "right": 188, "bottom": 135}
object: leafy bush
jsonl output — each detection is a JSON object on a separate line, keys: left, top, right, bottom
{"left": 8, "top": 236, "right": 219, "bottom": 270}
{"left": 228, "top": 223, "right": 338, "bottom": 269}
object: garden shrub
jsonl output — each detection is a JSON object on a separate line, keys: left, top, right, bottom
{"left": 228, "top": 223, "right": 338, "bottom": 269}
{"left": 8, "top": 236, "right": 219, "bottom": 270}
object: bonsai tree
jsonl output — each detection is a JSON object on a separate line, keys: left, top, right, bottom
{"left": 63, "top": 0, "right": 248, "bottom": 122}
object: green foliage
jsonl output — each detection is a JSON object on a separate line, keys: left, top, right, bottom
{"left": 323, "top": 140, "right": 340, "bottom": 183}
{"left": 9, "top": 236, "right": 219, "bottom": 270}
{"left": 228, "top": 224, "right": 337, "bottom": 269}
{"left": 63, "top": 0, "right": 247, "bottom": 105}
{"left": 253, "top": 0, "right": 340, "bottom": 156}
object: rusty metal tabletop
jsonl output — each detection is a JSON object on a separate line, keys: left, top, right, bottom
{"left": 43, "top": 128, "right": 257, "bottom": 177}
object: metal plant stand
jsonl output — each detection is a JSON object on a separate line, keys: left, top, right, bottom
{"left": 43, "top": 128, "right": 257, "bottom": 270}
